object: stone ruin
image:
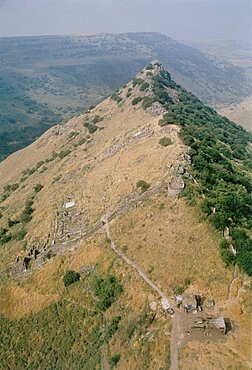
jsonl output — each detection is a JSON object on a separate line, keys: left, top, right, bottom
{"left": 167, "top": 176, "right": 185, "bottom": 197}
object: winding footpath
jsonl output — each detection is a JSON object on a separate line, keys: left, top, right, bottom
{"left": 0, "top": 185, "right": 179, "bottom": 369}
{"left": 102, "top": 216, "right": 178, "bottom": 370}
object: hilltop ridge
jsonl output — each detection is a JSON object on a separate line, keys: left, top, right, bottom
{"left": 0, "top": 32, "right": 251, "bottom": 158}
{"left": 0, "top": 62, "right": 251, "bottom": 369}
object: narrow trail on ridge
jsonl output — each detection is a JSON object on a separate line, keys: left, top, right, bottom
{"left": 102, "top": 216, "right": 178, "bottom": 370}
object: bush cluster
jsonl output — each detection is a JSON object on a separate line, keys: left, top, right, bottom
{"left": 136, "top": 180, "right": 150, "bottom": 192}
{"left": 34, "top": 184, "right": 43, "bottom": 193}
{"left": 132, "top": 97, "right": 143, "bottom": 106}
{"left": 90, "top": 275, "right": 122, "bottom": 311}
{"left": 63, "top": 270, "right": 80, "bottom": 287}
{"left": 83, "top": 122, "right": 98, "bottom": 134}
{"left": 111, "top": 92, "right": 122, "bottom": 103}
{"left": 159, "top": 137, "right": 172, "bottom": 147}
{"left": 151, "top": 72, "right": 252, "bottom": 275}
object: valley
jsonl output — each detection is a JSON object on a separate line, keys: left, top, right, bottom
{"left": 0, "top": 32, "right": 251, "bottom": 158}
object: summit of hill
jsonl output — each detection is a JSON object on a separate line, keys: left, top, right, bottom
{"left": 0, "top": 61, "right": 251, "bottom": 369}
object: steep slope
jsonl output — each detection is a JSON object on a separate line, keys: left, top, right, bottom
{"left": 0, "top": 62, "right": 251, "bottom": 369}
{"left": 0, "top": 32, "right": 250, "bottom": 158}
{"left": 218, "top": 95, "right": 252, "bottom": 132}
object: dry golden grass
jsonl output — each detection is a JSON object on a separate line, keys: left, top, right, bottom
{"left": 0, "top": 284, "right": 58, "bottom": 319}
{"left": 0, "top": 72, "right": 250, "bottom": 368}
{"left": 110, "top": 194, "right": 231, "bottom": 297}
{"left": 109, "top": 194, "right": 251, "bottom": 368}
{"left": 0, "top": 83, "right": 185, "bottom": 269}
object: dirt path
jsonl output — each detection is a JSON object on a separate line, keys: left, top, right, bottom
{"left": 102, "top": 216, "right": 178, "bottom": 370}
{"left": 0, "top": 184, "right": 180, "bottom": 369}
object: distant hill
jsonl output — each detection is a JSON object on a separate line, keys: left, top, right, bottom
{"left": 0, "top": 32, "right": 251, "bottom": 158}
{"left": 218, "top": 95, "right": 252, "bottom": 132}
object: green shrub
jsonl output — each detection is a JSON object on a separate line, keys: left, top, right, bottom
{"left": 58, "top": 149, "right": 71, "bottom": 159}
{"left": 3, "top": 183, "right": 19, "bottom": 193}
{"left": 40, "top": 166, "right": 48, "bottom": 173}
{"left": 140, "top": 82, "right": 149, "bottom": 91}
{"left": 90, "top": 275, "right": 122, "bottom": 311}
{"left": 0, "top": 228, "right": 12, "bottom": 245}
{"left": 111, "top": 93, "right": 122, "bottom": 103}
{"left": 208, "top": 212, "right": 228, "bottom": 230}
{"left": 132, "top": 97, "right": 143, "bottom": 106}
{"left": 159, "top": 137, "right": 172, "bottom": 147}
{"left": 34, "top": 184, "right": 43, "bottom": 193}
{"left": 142, "top": 97, "right": 155, "bottom": 110}
{"left": 13, "top": 228, "right": 27, "bottom": 241}
{"left": 105, "top": 316, "right": 121, "bottom": 342}
{"left": 158, "top": 113, "right": 174, "bottom": 126}
{"left": 91, "top": 115, "right": 103, "bottom": 124}
{"left": 132, "top": 78, "right": 144, "bottom": 87}
{"left": 20, "top": 198, "right": 34, "bottom": 223}
{"left": 68, "top": 131, "right": 79, "bottom": 139}
{"left": 220, "top": 248, "right": 235, "bottom": 267}
{"left": 84, "top": 122, "right": 98, "bottom": 134}
{"left": 0, "top": 233, "right": 12, "bottom": 245}
{"left": 7, "top": 218, "right": 20, "bottom": 228}
{"left": 63, "top": 270, "right": 80, "bottom": 287}
{"left": 146, "top": 64, "right": 154, "bottom": 70}
{"left": 236, "top": 250, "right": 252, "bottom": 276}
{"left": 109, "top": 354, "right": 121, "bottom": 368}
{"left": 136, "top": 180, "right": 150, "bottom": 192}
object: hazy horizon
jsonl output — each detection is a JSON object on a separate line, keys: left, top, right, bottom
{"left": 0, "top": 0, "right": 251, "bottom": 42}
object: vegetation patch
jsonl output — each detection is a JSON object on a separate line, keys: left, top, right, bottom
{"left": 12, "top": 227, "right": 27, "bottom": 241}
{"left": 109, "top": 354, "right": 121, "bottom": 368}
{"left": 150, "top": 69, "right": 252, "bottom": 275}
{"left": 142, "top": 96, "right": 156, "bottom": 110}
{"left": 90, "top": 275, "right": 122, "bottom": 311}
{"left": 0, "top": 228, "right": 12, "bottom": 245}
{"left": 132, "top": 78, "right": 144, "bottom": 87}
{"left": 20, "top": 198, "right": 34, "bottom": 224}
{"left": 83, "top": 122, "right": 98, "bottom": 134}
{"left": 0, "top": 297, "right": 102, "bottom": 369}
{"left": 91, "top": 115, "right": 104, "bottom": 124}
{"left": 105, "top": 316, "right": 121, "bottom": 342}
{"left": 34, "top": 183, "right": 43, "bottom": 193}
{"left": 58, "top": 149, "right": 71, "bottom": 159}
{"left": 140, "top": 82, "right": 149, "bottom": 91}
{"left": 159, "top": 137, "right": 172, "bottom": 147}
{"left": 0, "top": 183, "right": 19, "bottom": 202}
{"left": 111, "top": 92, "right": 122, "bottom": 103}
{"left": 63, "top": 270, "right": 80, "bottom": 287}
{"left": 132, "top": 97, "right": 143, "bottom": 106}
{"left": 136, "top": 180, "right": 150, "bottom": 193}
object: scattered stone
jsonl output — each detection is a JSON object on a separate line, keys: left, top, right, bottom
{"left": 80, "top": 264, "right": 96, "bottom": 276}
{"left": 146, "top": 212, "right": 153, "bottom": 218}
{"left": 149, "top": 301, "right": 158, "bottom": 311}
{"left": 146, "top": 102, "right": 166, "bottom": 117}
{"left": 180, "top": 153, "right": 191, "bottom": 165}
{"left": 167, "top": 177, "right": 185, "bottom": 196}
{"left": 184, "top": 171, "right": 193, "bottom": 180}
{"left": 223, "top": 227, "right": 230, "bottom": 239}
{"left": 207, "top": 300, "right": 215, "bottom": 309}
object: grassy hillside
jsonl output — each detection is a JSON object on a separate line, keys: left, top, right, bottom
{"left": 218, "top": 95, "right": 252, "bottom": 132}
{"left": 0, "top": 62, "right": 251, "bottom": 369}
{"left": 0, "top": 32, "right": 250, "bottom": 158}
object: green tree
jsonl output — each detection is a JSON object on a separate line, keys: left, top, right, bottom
{"left": 63, "top": 270, "right": 80, "bottom": 287}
